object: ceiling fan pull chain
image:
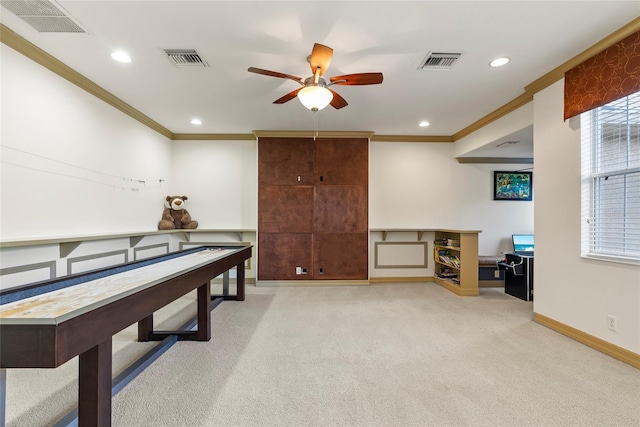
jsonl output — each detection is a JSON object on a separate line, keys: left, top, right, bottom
{"left": 313, "top": 111, "right": 317, "bottom": 141}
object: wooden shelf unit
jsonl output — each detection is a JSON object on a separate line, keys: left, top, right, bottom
{"left": 433, "top": 230, "right": 479, "bottom": 296}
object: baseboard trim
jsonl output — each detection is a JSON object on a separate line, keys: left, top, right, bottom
{"left": 256, "top": 277, "right": 434, "bottom": 286}
{"left": 533, "top": 313, "right": 640, "bottom": 370}
{"left": 479, "top": 280, "right": 504, "bottom": 288}
{"left": 256, "top": 279, "right": 369, "bottom": 287}
{"left": 368, "top": 276, "right": 432, "bottom": 284}
{"left": 211, "top": 278, "right": 256, "bottom": 285}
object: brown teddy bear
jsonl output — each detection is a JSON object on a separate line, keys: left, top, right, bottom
{"left": 158, "top": 195, "right": 199, "bottom": 230}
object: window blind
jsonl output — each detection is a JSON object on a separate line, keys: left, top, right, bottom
{"left": 581, "top": 92, "right": 640, "bottom": 262}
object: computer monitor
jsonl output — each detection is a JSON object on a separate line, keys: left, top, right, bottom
{"left": 512, "top": 234, "right": 534, "bottom": 253}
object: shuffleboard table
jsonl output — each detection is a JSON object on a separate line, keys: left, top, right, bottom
{"left": 0, "top": 245, "right": 252, "bottom": 427}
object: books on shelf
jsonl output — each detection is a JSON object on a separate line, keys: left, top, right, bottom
{"left": 437, "top": 250, "right": 461, "bottom": 268}
{"left": 433, "top": 231, "right": 479, "bottom": 294}
{"left": 436, "top": 268, "right": 457, "bottom": 278}
{"left": 434, "top": 238, "right": 460, "bottom": 248}
{"left": 435, "top": 267, "right": 460, "bottom": 285}
{"left": 446, "top": 238, "right": 460, "bottom": 247}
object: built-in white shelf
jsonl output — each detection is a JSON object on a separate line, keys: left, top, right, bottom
{"left": 369, "top": 228, "right": 481, "bottom": 242}
{"left": 0, "top": 229, "right": 256, "bottom": 258}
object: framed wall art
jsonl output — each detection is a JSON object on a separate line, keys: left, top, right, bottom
{"left": 493, "top": 171, "right": 532, "bottom": 201}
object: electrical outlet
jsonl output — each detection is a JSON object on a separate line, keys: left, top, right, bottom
{"left": 607, "top": 315, "right": 617, "bottom": 331}
{"left": 494, "top": 270, "right": 500, "bottom": 278}
{"left": 295, "top": 266, "right": 302, "bottom": 275}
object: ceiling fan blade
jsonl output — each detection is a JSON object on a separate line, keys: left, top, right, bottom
{"left": 328, "top": 89, "right": 348, "bottom": 109}
{"left": 273, "top": 88, "right": 302, "bottom": 104}
{"left": 310, "top": 43, "right": 333, "bottom": 76}
{"left": 248, "top": 67, "right": 303, "bottom": 83}
{"left": 329, "top": 72, "right": 384, "bottom": 85}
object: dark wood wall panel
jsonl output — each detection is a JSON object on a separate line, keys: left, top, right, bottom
{"left": 258, "top": 233, "right": 312, "bottom": 280}
{"left": 259, "top": 137, "right": 315, "bottom": 185}
{"left": 315, "top": 138, "right": 368, "bottom": 185}
{"left": 259, "top": 186, "right": 314, "bottom": 233}
{"left": 313, "top": 233, "right": 369, "bottom": 279}
{"left": 313, "top": 186, "right": 368, "bottom": 233}
{"left": 258, "top": 137, "right": 368, "bottom": 281}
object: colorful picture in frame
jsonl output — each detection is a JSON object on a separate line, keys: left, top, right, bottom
{"left": 493, "top": 171, "right": 532, "bottom": 201}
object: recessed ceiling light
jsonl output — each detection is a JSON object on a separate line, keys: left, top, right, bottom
{"left": 489, "top": 57, "right": 510, "bottom": 67}
{"left": 419, "top": 121, "right": 430, "bottom": 127}
{"left": 190, "top": 118, "right": 202, "bottom": 125}
{"left": 110, "top": 51, "right": 132, "bottom": 63}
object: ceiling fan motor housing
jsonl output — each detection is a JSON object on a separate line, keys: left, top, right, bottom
{"left": 304, "top": 76, "right": 328, "bottom": 87}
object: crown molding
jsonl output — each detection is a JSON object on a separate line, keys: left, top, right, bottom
{"left": 525, "top": 16, "right": 640, "bottom": 96}
{"left": 452, "top": 93, "right": 533, "bottom": 141}
{"left": 172, "top": 133, "right": 256, "bottom": 141}
{"left": 456, "top": 157, "right": 533, "bottom": 164}
{"left": 252, "top": 130, "right": 375, "bottom": 139}
{"left": 0, "top": 24, "right": 175, "bottom": 140}
{"left": 453, "top": 16, "right": 639, "bottom": 143}
{"left": 371, "top": 135, "right": 453, "bottom": 143}
{"left": 3, "top": 16, "right": 638, "bottom": 145}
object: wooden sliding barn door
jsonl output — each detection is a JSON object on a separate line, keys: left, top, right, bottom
{"left": 258, "top": 137, "right": 368, "bottom": 281}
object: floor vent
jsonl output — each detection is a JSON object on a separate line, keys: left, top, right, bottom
{"left": 0, "top": 0, "right": 87, "bottom": 33}
{"left": 163, "top": 49, "right": 209, "bottom": 67}
{"left": 418, "top": 52, "right": 461, "bottom": 70}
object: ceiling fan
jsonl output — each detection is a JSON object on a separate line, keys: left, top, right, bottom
{"left": 248, "top": 43, "right": 383, "bottom": 111}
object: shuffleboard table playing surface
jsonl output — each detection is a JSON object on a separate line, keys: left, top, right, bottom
{"left": 0, "top": 247, "right": 234, "bottom": 320}
{"left": 0, "top": 245, "right": 252, "bottom": 427}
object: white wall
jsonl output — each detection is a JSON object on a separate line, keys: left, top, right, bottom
{"left": 0, "top": 45, "right": 172, "bottom": 239}
{"left": 533, "top": 80, "right": 640, "bottom": 354}
{"left": 1, "top": 42, "right": 534, "bottom": 285}
{"left": 454, "top": 103, "right": 533, "bottom": 158}
{"left": 370, "top": 141, "right": 533, "bottom": 256}
{"left": 172, "top": 139, "right": 534, "bottom": 279}
{"left": 169, "top": 140, "right": 257, "bottom": 229}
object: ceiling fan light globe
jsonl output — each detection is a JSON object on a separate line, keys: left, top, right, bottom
{"left": 298, "top": 86, "right": 333, "bottom": 111}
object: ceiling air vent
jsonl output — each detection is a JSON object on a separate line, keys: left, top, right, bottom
{"left": 418, "top": 52, "right": 461, "bottom": 71}
{"left": 0, "top": 0, "right": 87, "bottom": 33}
{"left": 163, "top": 49, "right": 209, "bottom": 68}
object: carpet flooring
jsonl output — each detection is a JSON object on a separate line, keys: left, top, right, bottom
{"left": 5, "top": 282, "right": 640, "bottom": 426}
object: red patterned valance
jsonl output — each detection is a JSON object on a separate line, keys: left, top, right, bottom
{"left": 564, "top": 30, "right": 640, "bottom": 120}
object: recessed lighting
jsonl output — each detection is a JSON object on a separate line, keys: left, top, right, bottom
{"left": 110, "top": 51, "right": 132, "bottom": 63}
{"left": 419, "top": 121, "right": 430, "bottom": 127}
{"left": 489, "top": 57, "right": 510, "bottom": 67}
{"left": 190, "top": 118, "right": 202, "bottom": 125}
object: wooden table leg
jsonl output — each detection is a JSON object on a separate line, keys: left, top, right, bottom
{"left": 196, "top": 283, "right": 211, "bottom": 341}
{"left": 236, "top": 263, "right": 245, "bottom": 301}
{"left": 137, "top": 314, "right": 154, "bottom": 342}
{"left": 78, "top": 338, "right": 112, "bottom": 427}
{"left": 222, "top": 270, "right": 230, "bottom": 295}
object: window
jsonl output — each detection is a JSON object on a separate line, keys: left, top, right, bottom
{"left": 581, "top": 92, "right": 640, "bottom": 263}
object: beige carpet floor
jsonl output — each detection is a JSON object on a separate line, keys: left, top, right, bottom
{"left": 5, "top": 282, "right": 640, "bottom": 426}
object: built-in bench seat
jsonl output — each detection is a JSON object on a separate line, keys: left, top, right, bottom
{"left": 478, "top": 255, "right": 505, "bottom": 287}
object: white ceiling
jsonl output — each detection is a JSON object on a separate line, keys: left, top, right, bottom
{"left": 1, "top": 1, "right": 639, "bottom": 156}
